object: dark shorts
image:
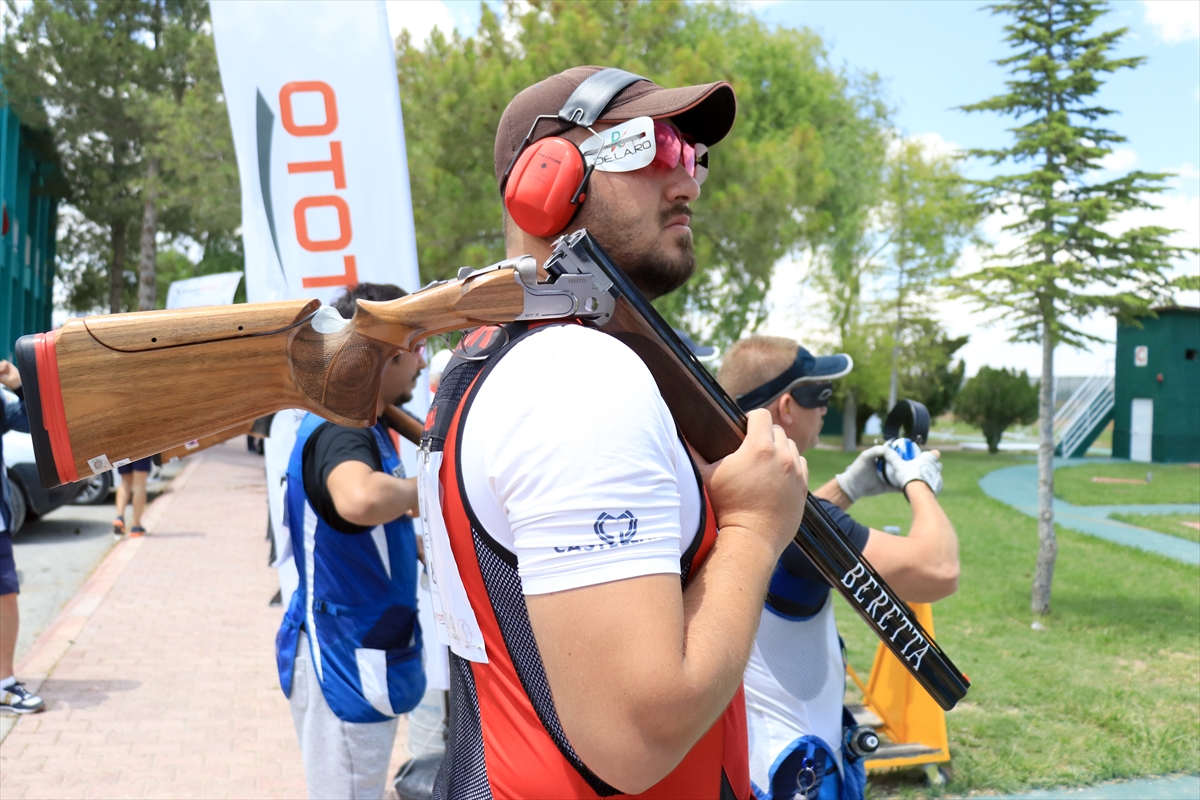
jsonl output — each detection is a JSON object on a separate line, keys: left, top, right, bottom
{"left": 0, "top": 529, "right": 17, "bottom": 596}
{"left": 117, "top": 457, "right": 154, "bottom": 475}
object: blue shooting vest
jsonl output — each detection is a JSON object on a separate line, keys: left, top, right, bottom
{"left": 275, "top": 414, "right": 425, "bottom": 723}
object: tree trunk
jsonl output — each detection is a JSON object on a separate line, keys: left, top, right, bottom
{"left": 887, "top": 342, "right": 899, "bottom": 412}
{"left": 1031, "top": 314, "right": 1057, "bottom": 615}
{"left": 842, "top": 391, "right": 858, "bottom": 452}
{"left": 138, "top": 158, "right": 160, "bottom": 311}
{"left": 109, "top": 219, "right": 128, "bottom": 314}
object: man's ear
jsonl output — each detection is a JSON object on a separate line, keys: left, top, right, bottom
{"left": 774, "top": 393, "right": 794, "bottom": 427}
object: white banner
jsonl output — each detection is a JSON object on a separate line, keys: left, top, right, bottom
{"left": 211, "top": 0, "right": 421, "bottom": 306}
{"left": 165, "top": 271, "right": 244, "bottom": 309}
{"left": 211, "top": 3, "right": 437, "bottom": 674}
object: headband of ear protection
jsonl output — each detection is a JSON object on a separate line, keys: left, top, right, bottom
{"left": 502, "top": 68, "right": 647, "bottom": 238}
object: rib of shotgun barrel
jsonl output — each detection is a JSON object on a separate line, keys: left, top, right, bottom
{"left": 547, "top": 229, "right": 970, "bottom": 711}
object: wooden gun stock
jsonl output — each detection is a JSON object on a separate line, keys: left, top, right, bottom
{"left": 16, "top": 269, "right": 527, "bottom": 488}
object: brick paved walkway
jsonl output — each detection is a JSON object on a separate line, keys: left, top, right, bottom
{"left": 0, "top": 441, "right": 412, "bottom": 799}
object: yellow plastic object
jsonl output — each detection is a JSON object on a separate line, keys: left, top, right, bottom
{"left": 848, "top": 602, "right": 950, "bottom": 779}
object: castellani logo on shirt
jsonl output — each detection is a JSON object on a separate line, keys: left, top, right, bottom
{"left": 553, "top": 511, "right": 640, "bottom": 553}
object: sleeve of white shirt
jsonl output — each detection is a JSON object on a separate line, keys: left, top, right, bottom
{"left": 461, "top": 326, "right": 694, "bottom": 596}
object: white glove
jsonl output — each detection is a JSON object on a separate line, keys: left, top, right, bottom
{"left": 880, "top": 446, "right": 944, "bottom": 496}
{"left": 834, "top": 445, "right": 896, "bottom": 503}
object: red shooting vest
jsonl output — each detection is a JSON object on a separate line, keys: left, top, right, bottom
{"left": 425, "top": 324, "right": 750, "bottom": 800}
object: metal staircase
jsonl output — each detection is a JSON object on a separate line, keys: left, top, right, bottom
{"left": 1054, "top": 361, "right": 1115, "bottom": 458}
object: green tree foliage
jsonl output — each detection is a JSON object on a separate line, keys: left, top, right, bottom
{"left": 900, "top": 324, "right": 968, "bottom": 420}
{"left": 956, "top": 0, "right": 1197, "bottom": 614}
{"left": 397, "top": 0, "right": 889, "bottom": 348}
{"left": 874, "top": 139, "right": 981, "bottom": 410}
{"left": 955, "top": 366, "right": 1039, "bottom": 453}
{"left": 3, "top": 0, "right": 154, "bottom": 312}
{"left": 3, "top": 0, "right": 230, "bottom": 314}
{"left": 808, "top": 133, "right": 979, "bottom": 447}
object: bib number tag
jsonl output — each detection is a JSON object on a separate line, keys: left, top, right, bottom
{"left": 417, "top": 449, "right": 488, "bottom": 663}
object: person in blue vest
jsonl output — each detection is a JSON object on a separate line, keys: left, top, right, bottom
{"left": 276, "top": 283, "right": 428, "bottom": 800}
{"left": 718, "top": 336, "right": 959, "bottom": 800}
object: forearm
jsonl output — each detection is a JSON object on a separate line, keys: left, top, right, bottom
{"left": 334, "top": 473, "right": 418, "bottom": 527}
{"left": 533, "top": 530, "right": 778, "bottom": 793}
{"left": 880, "top": 482, "right": 958, "bottom": 601}
{"left": 814, "top": 477, "right": 852, "bottom": 510}
{"left": 659, "top": 528, "right": 779, "bottom": 747}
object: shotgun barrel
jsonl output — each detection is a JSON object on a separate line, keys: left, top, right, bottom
{"left": 546, "top": 230, "right": 970, "bottom": 711}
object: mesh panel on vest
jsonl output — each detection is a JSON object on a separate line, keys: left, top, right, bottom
{"left": 756, "top": 610, "right": 830, "bottom": 701}
{"left": 471, "top": 527, "right": 620, "bottom": 796}
{"left": 433, "top": 653, "right": 492, "bottom": 800}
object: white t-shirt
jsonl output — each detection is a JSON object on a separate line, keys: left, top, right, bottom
{"left": 459, "top": 325, "right": 702, "bottom": 596}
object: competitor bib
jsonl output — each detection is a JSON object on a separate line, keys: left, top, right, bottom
{"left": 417, "top": 449, "right": 488, "bottom": 663}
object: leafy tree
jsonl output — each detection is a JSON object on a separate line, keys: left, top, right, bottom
{"left": 3, "top": 0, "right": 154, "bottom": 312}
{"left": 802, "top": 78, "right": 891, "bottom": 450}
{"left": 955, "top": 366, "right": 1039, "bottom": 453}
{"left": 957, "top": 0, "right": 1197, "bottom": 614}
{"left": 813, "top": 135, "right": 978, "bottom": 449}
{"left": 896, "top": 320, "right": 968, "bottom": 419}
{"left": 397, "top": 0, "right": 889, "bottom": 349}
{"left": 874, "top": 139, "right": 981, "bottom": 411}
{"left": 3, "top": 0, "right": 216, "bottom": 313}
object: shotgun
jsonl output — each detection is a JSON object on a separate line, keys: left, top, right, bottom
{"left": 15, "top": 256, "right": 612, "bottom": 489}
{"left": 540, "top": 230, "right": 970, "bottom": 711}
{"left": 17, "top": 228, "right": 967, "bottom": 707}
{"left": 383, "top": 405, "right": 426, "bottom": 445}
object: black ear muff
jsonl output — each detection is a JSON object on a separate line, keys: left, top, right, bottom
{"left": 504, "top": 137, "right": 588, "bottom": 238}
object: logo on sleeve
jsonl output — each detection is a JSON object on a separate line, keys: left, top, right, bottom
{"left": 552, "top": 511, "right": 641, "bottom": 553}
{"left": 594, "top": 511, "right": 638, "bottom": 546}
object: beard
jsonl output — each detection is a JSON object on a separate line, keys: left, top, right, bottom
{"left": 573, "top": 194, "right": 696, "bottom": 299}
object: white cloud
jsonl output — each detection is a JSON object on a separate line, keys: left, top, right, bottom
{"left": 1143, "top": 0, "right": 1200, "bottom": 43}
{"left": 386, "top": 0, "right": 456, "bottom": 48}
{"left": 1099, "top": 147, "right": 1138, "bottom": 173}
{"left": 1169, "top": 161, "right": 1200, "bottom": 181}
{"left": 909, "top": 131, "right": 963, "bottom": 160}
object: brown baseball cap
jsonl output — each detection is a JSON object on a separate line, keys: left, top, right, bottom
{"left": 494, "top": 65, "right": 737, "bottom": 189}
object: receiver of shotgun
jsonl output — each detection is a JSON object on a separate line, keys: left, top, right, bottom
{"left": 544, "top": 230, "right": 970, "bottom": 711}
{"left": 16, "top": 256, "right": 612, "bottom": 489}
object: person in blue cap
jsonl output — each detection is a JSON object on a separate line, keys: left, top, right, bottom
{"left": 717, "top": 335, "right": 959, "bottom": 800}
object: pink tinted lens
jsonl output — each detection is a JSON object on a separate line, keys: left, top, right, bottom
{"left": 652, "top": 121, "right": 682, "bottom": 172}
{"left": 652, "top": 120, "right": 699, "bottom": 179}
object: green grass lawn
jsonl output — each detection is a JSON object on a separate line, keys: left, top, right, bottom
{"left": 1109, "top": 512, "right": 1200, "bottom": 544}
{"left": 801, "top": 449, "right": 1200, "bottom": 798}
{"left": 1054, "top": 461, "right": 1200, "bottom": 506}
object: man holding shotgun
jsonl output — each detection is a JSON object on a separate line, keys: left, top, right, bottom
{"left": 718, "top": 335, "right": 959, "bottom": 800}
{"left": 275, "top": 283, "right": 428, "bottom": 800}
{"left": 421, "top": 66, "right": 807, "bottom": 798}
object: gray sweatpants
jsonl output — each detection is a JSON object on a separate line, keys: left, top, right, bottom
{"left": 289, "top": 631, "right": 399, "bottom": 800}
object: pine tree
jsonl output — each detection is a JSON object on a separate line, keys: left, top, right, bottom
{"left": 957, "top": 0, "right": 1197, "bottom": 614}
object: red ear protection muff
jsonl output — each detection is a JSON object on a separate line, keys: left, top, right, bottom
{"left": 504, "top": 137, "right": 589, "bottom": 239}
{"left": 502, "top": 68, "right": 648, "bottom": 238}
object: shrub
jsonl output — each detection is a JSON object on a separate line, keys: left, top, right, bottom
{"left": 954, "top": 366, "right": 1039, "bottom": 453}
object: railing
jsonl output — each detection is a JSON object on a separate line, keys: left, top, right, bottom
{"left": 1054, "top": 360, "right": 1115, "bottom": 458}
